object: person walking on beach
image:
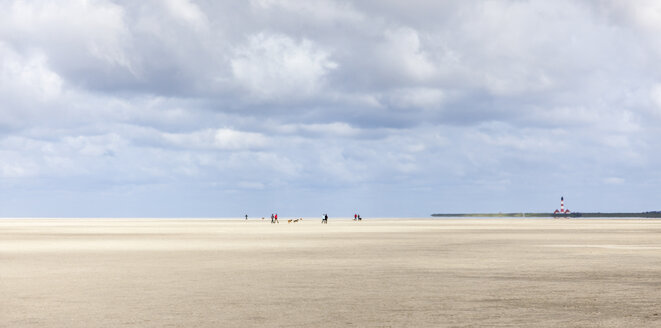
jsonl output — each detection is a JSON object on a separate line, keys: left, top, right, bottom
{"left": 354, "top": 214, "right": 357, "bottom": 221}
{"left": 275, "top": 213, "right": 279, "bottom": 224}
{"left": 271, "top": 214, "right": 274, "bottom": 224}
{"left": 245, "top": 214, "right": 248, "bottom": 221}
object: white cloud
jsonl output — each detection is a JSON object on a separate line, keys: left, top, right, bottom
{"left": 214, "top": 128, "right": 268, "bottom": 150}
{"left": 163, "top": 0, "right": 209, "bottom": 31}
{"left": 380, "top": 27, "right": 436, "bottom": 82}
{"left": 1, "top": 0, "right": 133, "bottom": 71}
{"left": 231, "top": 32, "right": 337, "bottom": 100}
{"left": 0, "top": 43, "right": 63, "bottom": 101}
{"left": 250, "top": 0, "right": 363, "bottom": 24}
{"left": 605, "top": 0, "right": 661, "bottom": 32}
{"left": 159, "top": 128, "right": 268, "bottom": 151}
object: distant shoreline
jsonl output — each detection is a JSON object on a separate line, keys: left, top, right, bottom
{"left": 431, "top": 212, "right": 661, "bottom": 218}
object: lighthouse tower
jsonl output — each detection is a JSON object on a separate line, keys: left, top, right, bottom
{"left": 554, "top": 196, "right": 571, "bottom": 215}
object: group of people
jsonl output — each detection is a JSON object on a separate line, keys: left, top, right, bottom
{"left": 244, "top": 213, "right": 364, "bottom": 224}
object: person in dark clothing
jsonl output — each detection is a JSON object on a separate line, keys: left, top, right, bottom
{"left": 271, "top": 214, "right": 274, "bottom": 224}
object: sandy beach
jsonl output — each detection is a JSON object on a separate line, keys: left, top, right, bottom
{"left": 2, "top": 218, "right": 661, "bottom": 327}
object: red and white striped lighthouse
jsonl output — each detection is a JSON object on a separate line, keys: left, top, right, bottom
{"left": 554, "top": 196, "right": 571, "bottom": 215}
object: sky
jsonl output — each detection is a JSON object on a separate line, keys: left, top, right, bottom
{"left": 1, "top": 0, "right": 661, "bottom": 217}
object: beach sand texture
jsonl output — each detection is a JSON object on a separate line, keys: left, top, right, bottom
{"left": 2, "top": 218, "right": 661, "bottom": 327}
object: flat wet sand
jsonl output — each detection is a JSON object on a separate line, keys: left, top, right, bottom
{"left": 2, "top": 218, "right": 661, "bottom": 327}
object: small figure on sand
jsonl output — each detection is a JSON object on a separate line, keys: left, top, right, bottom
{"left": 275, "top": 213, "right": 279, "bottom": 224}
{"left": 271, "top": 214, "right": 274, "bottom": 224}
{"left": 354, "top": 214, "right": 357, "bottom": 221}
{"left": 322, "top": 214, "right": 328, "bottom": 224}
{"left": 357, "top": 214, "right": 362, "bottom": 221}
{"left": 245, "top": 214, "right": 248, "bottom": 221}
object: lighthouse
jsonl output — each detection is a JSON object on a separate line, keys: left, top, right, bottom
{"left": 554, "top": 196, "right": 571, "bottom": 215}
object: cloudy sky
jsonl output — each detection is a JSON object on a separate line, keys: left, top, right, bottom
{"left": 1, "top": 0, "right": 660, "bottom": 217}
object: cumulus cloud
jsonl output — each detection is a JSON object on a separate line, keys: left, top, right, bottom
{"left": 250, "top": 0, "right": 364, "bottom": 24}
{"left": 0, "top": 0, "right": 134, "bottom": 80}
{"left": 157, "top": 128, "right": 268, "bottom": 151}
{"left": 380, "top": 27, "right": 436, "bottom": 82}
{"left": 162, "top": 0, "right": 209, "bottom": 31}
{"left": 230, "top": 32, "right": 337, "bottom": 100}
{"left": 0, "top": 43, "right": 63, "bottom": 103}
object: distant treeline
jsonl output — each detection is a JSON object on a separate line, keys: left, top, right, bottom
{"left": 431, "top": 212, "right": 661, "bottom": 218}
